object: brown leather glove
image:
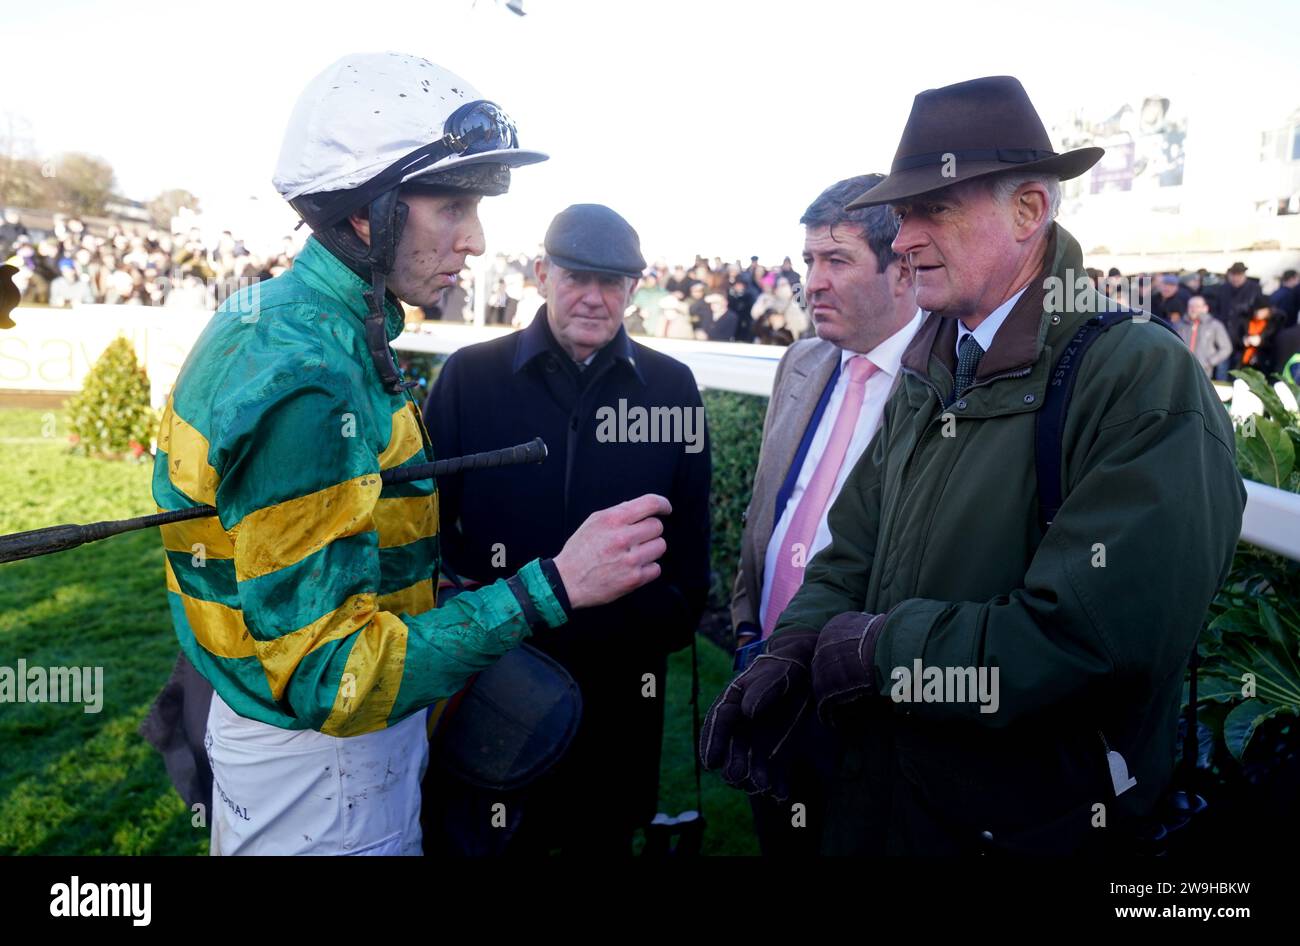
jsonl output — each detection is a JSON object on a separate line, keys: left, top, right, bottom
{"left": 699, "top": 629, "right": 817, "bottom": 801}
{"left": 811, "top": 611, "right": 886, "bottom": 726}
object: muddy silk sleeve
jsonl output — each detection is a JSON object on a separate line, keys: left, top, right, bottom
{"left": 209, "top": 366, "right": 568, "bottom": 737}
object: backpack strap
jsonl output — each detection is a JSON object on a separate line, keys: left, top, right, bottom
{"left": 1034, "top": 308, "right": 1198, "bottom": 830}
{"left": 1035, "top": 310, "right": 1179, "bottom": 532}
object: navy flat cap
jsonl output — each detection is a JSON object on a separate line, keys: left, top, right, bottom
{"left": 543, "top": 203, "right": 646, "bottom": 279}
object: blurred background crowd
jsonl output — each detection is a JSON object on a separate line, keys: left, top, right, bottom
{"left": 465, "top": 252, "right": 807, "bottom": 344}
{"left": 4, "top": 204, "right": 1298, "bottom": 374}
{"left": 1, "top": 207, "right": 296, "bottom": 311}
{"left": 455, "top": 251, "right": 1300, "bottom": 373}
{"left": 1091, "top": 263, "right": 1300, "bottom": 378}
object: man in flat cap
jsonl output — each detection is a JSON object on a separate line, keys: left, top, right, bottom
{"left": 702, "top": 76, "right": 1245, "bottom": 854}
{"left": 426, "top": 203, "right": 712, "bottom": 854}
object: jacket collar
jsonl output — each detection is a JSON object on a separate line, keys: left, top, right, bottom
{"left": 788, "top": 338, "right": 840, "bottom": 389}
{"left": 513, "top": 304, "right": 646, "bottom": 384}
{"left": 288, "top": 236, "right": 406, "bottom": 342}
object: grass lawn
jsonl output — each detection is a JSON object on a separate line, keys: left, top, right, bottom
{"left": 659, "top": 645, "right": 759, "bottom": 856}
{"left": 0, "top": 407, "right": 204, "bottom": 855}
{"left": 0, "top": 407, "right": 755, "bottom": 856}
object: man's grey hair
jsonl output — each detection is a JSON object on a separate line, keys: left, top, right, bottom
{"left": 985, "top": 171, "right": 1061, "bottom": 224}
{"left": 800, "top": 174, "right": 899, "bottom": 273}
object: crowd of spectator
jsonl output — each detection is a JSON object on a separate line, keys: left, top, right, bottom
{"left": 1091, "top": 262, "right": 1300, "bottom": 379}
{"left": 624, "top": 255, "right": 807, "bottom": 344}
{"left": 463, "top": 252, "right": 808, "bottom": 345}
{"left": 460, "top": 253, "right": 1300, "bottom": 372}
{"left": 6, "top": 202, "right": 1298, "bottom": 377}
{"left": 0, "top": 207, "right": 296, "bottom": 311}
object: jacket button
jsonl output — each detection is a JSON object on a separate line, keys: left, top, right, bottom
{"left": 545, "top": 356, "right": 558, "bottom": 372}
{"left": 955, "top": 399, "right": 967, "bottom": 410}
{"left": 1023, "top": 393, "right": 1036, "bottom": 404}
{"left": 1051, "top": 314, "right": 1061, "bottom": 324}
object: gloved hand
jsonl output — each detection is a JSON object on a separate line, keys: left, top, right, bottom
{"left": 811, "top": 611, "right": 885, "bottom": 726}
{"left": 0, "top": 265, "right": 19, "bottom": 330}
{"left": 699, "top": 629, "right": 817, "bottom": 801}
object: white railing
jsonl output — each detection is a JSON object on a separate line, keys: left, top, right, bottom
{"left": 1241, "top": 480, "right": 1300, "bottom": 560}
{"left": 394, "top": 322, "right": 1300, "bottom": 562}
{"left": 395, "top": 321, "right": 783, "bottom": 395}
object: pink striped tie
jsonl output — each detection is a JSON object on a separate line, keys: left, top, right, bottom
{"left": 762, "top": 355, "right": 878, "bottom": 638}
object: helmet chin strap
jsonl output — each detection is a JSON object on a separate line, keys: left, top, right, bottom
{"left": 360, "top": 189, "right": 415, "bottom": 394}
{"left": 289, "top": 189, "right": 416, "bottom": 393}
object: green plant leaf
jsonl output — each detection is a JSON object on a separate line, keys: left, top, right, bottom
{"left": 1228, "top": 637, "right": 1300, "bottom": 701}
{"left": 1231, "top": 367, "right": 1295, "bottom": 424}
{"left": 1206, "top": 608, "right": 1263, "bottom": 651}
{"left": 1276, "top": 600, "right": 1300, "bottom": 640}
{"left": 1283, "top": 372, "right": 1300, "bottom": 412}
{"left": 1223, "top": 699, "right": 1268, "bottom": 761}
{"left": 1258, "top": 598, "right": 1300, "bottom": 665}
{"left": 1188, "top": 672, "right": 1245, "bottom": 706}
{"left": 1236, "top": 415, "right": 1296, "bottom": 486}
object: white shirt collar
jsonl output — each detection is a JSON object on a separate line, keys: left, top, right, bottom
{"left": 842, "top": 307, "right": 924, "bottom": 375}
{"left": 955, "top": 286, "right": 1027, "bottom": 358}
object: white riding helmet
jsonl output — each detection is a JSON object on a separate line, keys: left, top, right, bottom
{"left": 273, "top": 51, "right": 547, "bottom": 204}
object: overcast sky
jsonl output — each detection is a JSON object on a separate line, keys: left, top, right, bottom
{"left": 2, "top": 0, "right": 1296, "bottom": 262}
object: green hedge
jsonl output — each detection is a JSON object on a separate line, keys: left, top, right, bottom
{"left": 701, "top": 389, "right": 767, "bottom": 605}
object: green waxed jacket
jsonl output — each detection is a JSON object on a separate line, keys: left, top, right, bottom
{"left": 152, "top": 237, "right": 567, "bottom": 736}
{"left": 774, "top": 223, "right": 1246, "bottom": 854}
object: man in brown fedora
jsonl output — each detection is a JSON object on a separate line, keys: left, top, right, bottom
{"left": 702, "top": 76, "right": 1245, "bottom": 854}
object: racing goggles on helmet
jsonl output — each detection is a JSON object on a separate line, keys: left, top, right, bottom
{"left": 310, "top": 100, "right": 521, "bottom": 227}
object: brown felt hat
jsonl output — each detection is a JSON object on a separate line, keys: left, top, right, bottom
{"left": 846, "top": 75, "right": 1104, "bottom": 208}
